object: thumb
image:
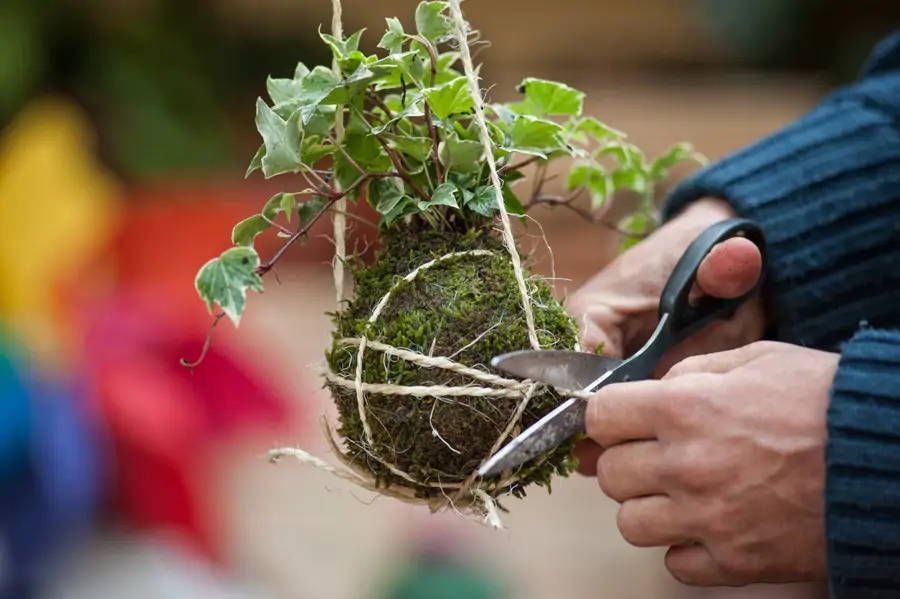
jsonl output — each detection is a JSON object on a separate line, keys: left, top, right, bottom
{"left": 695, "top": 236, "right": 762, "bottom": 299}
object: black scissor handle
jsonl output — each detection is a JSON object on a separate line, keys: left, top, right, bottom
{"left": 658, "top": 218, "right": 767, "bottom": 345}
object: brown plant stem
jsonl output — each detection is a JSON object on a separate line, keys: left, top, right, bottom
{"left": 499, "top": 155, "right": 542, "bottom": 175}
{"left": 256, "top": 172, "right": 406, "bottom": 276}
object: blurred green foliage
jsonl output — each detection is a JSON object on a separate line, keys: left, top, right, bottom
{"left": 0, "top": 0, "right": 328, "bottom": 181}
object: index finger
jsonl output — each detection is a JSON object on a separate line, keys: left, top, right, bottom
{"left": 586, "top": 380, "right": 662, "bottom": 447}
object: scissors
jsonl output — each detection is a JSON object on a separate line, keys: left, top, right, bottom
{"left": 478, "top": 217, "right": 768, "bottom": 477}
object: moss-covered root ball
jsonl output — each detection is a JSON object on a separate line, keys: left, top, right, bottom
{"left": 324, "top": 221, "right": 581, "bottom": 504}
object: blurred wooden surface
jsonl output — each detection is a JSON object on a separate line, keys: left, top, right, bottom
{"left": 216, "top": 0, "right": 730, "bottom": 71}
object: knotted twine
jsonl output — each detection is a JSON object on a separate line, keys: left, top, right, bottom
{"left": 267, "top": 0, "right": 587, "bottom": 529}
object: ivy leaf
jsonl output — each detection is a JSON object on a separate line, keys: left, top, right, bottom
{"left": 384, "top": 134, "right": 432, "bottom": 162}
{"left": 421, "top": 182, "right": 458, "bottom": 209}
{"left": 649, "top": 142, "right": 706, "bottom": 181}
{"left": 265, "top": 62, "right": 312, "bottom": 105}
{"left": 315, "top": 64, "right": 379, "bottom": 109}
{"left": 300, "top": 136, "right": 337, "bottom": 165}
{"left": 336, "top": 51, "right": 373, "bottom": 77}
{"left": 415, "top": 1, "right": 452, "bottom": 42}
{"left": 372, "top": 94, "right": 425, "bottom": 134}
{"left": 368, "top": 178, "right": 407, "bottom": 214}
{"left": 334, "top": 152, "right": 362, "bottom": 192}
{"left": 512, "top": 78, "right": 584, "bottom": 117}
{"left": 619, "top": 212, "right": 652, "bottom": 236}
{"left": 611, "top": 166, "right": 649, "bottom": 194}
{"left": 343, "top": 133, "right": 392, "bottom": 171}
{"left": 618, "top": 212, "right": 653, "bottom": 252}
{"left": 271, "top": 66, "right": 341, "bottom": 118}
{"left": 423, "top": 76, "right": 473, "bottom": 120}
{"left": 195, "top": 247, "right": 263, "bottom": 327}
{"left": 441, "top": 136, "right": 483, "bottom": 174}
{"left": 567, "top": 163, "right": 609, "bottom": 210}
{"left": 299, "top": 104, "right": 337, "bottom": 136}
{"left": 596, "top": 141, "right": 646, "bottom": 169}
{"left": 319, "top": 27, "right": 366, "bottom": 59}
{"left": 255, "top": 99, "right": 302, "bottom": 177}
{"left": 437, "top": 51, "right": 460, "bottom": 71}
{"left": 487, "top": 104, "right": 518, "bottom": 129}
{"left": 246, "top": 144, "right": 265, "bottom": 178}
{"left": 573, "top": 117, "right": 626, "bottom": 142}
{"left": 333, "top": 133, "right": 391, "bottom": 195}
{"left": 297, "top": 66, "right": 342, "bottom": 106}
{"left": 463, "top": 187, "right": 493, "bottom": 217}
{"left": 504, "top": 115, "right": 565, "bottom": 158}
{"left": 262, "top": 192, "right": 295, "bottom": 220}
{"left": 373, "top": 51, "right": 427, "bottom": 90}
{"left": 378, "top": 17, "right": 405, "bottom": 53}
{"left": 566, "top": 163, "right": 595, "bottom": 190}
{"left": 298, "top": 197, "right": 326, "bottom": 227}
{"left": 503, "top": 169, "right": 527, "bottom": 184}
{"left": 382, "top": 197, "right": 419, "bottom": 226}
{"left": 267, "top": 76, "right": 303, "bottom": 105}
{"left": 464, "top": 185, "right": 524, "bottom": 218}
{"left": 502, "top": 184, "right": 526, "bottom": 216}
{"left": 232, "top": 215, "right": 270, "bottom": 247}
{"left": 280, "top": 193, "right": 297, "bottom": 223}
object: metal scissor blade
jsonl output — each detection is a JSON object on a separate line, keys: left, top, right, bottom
{"left": 490, "top": 350, "right": 624, "bottom": 390}
{"left": 478, "top": 397, "right": 587, "bottom": 477}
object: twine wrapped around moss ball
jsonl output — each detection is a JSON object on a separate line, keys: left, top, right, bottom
{"left": 267, "top": 0, "right": 590, "bottom": 529}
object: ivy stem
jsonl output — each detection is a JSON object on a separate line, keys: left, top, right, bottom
{"left": 527, "top": 190, "right": 645, "bottom": 239}
{"left": 372, "top": 132, "right": 432, "bottom": 204}
{"left": 499, "top": 155, "right": 542, "bottom": 175}
{"left": 368, "top": 91, "right": 395, "bottom": 121}
{"left": 180, "top": 313, "right": 225, "bottom": 370}
{"left": 302, "top": 168, "right": 335, "bottom": 195}
{"left": 260, "top": 213, "right": 293, "bottom": 236}
{"left": 424, "top": 104, "right": 444, "bottom": 184}
{"left": 255, "top": 171, "right": 408, "bottom": 276}
{"left": 417, "top": 36, "right": 445, "bottom": 184}
{"left": 331, "top": 135, "right": 367, "bottom": 175}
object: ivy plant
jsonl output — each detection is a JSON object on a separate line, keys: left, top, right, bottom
{"left": 193, "top": 0, "right": 705, "bottom": 328}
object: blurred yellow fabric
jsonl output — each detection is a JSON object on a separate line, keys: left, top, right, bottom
{"left": 0, "top": 97, "right": 120, "bottom": 365}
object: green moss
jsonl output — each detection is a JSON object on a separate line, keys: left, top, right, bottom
{"left": 325, "top": 217, "right": 581, "bottom": 502}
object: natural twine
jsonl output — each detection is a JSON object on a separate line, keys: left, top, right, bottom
{"left": 267, "top": 0, "right": 582, "bottom": 529}
{"left": 331, "top": 0, "right": 347, "bottom": 308}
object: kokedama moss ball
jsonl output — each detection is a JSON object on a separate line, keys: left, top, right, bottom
{"left": 325, "top": 218, "right": 582, "bottom": 502}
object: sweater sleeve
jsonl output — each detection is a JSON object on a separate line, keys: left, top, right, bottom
{"left": 660, "top": 32, "right": 900, "bottom": 351}
{"left": 826, "top": 327, "right": 900, "bottom": 598}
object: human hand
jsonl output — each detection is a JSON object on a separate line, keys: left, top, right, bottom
{"left": 582, "top": 341, "right": 839, "bottom": 586}
{"left": 564, "top": 197, "right": 766, "bottom": 373}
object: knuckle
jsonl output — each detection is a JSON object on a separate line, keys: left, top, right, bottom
{"left": 616, "top": 504, "right": 650, "bottom": 547}
{"left": 664, "top": 355, "right": 704, "bottom": 379}
{"left": 659, "top": 374, "right": 719, "bottom": 429}
{"left": 664, "top": 441, "right": 717, "bottom": 492}
{"left": 702, "top": 502, "right": 736, "bottom": 540}
{"left": 664, "top": 549, "right": 709, "bottom": 586}
{"left": 713, "top": 548, "right": 756, "bottom": 584}
{"left": 595, "top": 452, "right": 615, "bottom": 498}
{"left": 661, "top": 384, "right": 700, "bottom": 428}
{"left": 584, "top": 396, "right": 606, "bottom": 442}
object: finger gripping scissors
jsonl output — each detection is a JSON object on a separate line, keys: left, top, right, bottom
{"left": 478, "top": 218, "right": 768, "bottom": 477}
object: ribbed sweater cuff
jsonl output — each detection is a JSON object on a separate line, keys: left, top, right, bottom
{"left": 660, "top": 70, "right": 900, "bottom": 349}
{"left": 826, "top": 328, "right": 900, "bottom": 598}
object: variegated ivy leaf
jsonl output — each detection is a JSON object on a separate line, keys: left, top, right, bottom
{"left": 195, "top": 247, "right": 263, "bottom": 327}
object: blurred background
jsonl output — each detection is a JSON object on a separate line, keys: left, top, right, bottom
{"left": 1, "top": 1, "right": 897, "bottom": 598}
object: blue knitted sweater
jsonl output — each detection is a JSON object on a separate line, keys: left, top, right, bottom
{"left": 662, "top": 32, "right": 900, "bottom": 597}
